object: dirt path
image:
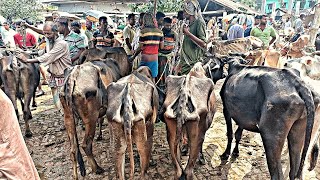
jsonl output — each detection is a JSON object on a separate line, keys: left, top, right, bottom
{"left": 21, "top": 80, "right": 320, "bottom": 180}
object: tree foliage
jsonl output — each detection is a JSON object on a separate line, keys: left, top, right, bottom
{"left": 0, "top": 0, "right": 42, "bottom": 22}
{"left": 128, "top": 0, "right": 184, "bottom": 13}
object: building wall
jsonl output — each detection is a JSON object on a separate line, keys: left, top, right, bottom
{"left": 52, "top": 2, "right": 131, "bottom": 14}
{"left": 265, "top": 0, "right": 316, "bottom": 14}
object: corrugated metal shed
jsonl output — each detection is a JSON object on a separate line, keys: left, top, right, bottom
{"left": 208, "top": 0, "right": 259, "bottom": 15}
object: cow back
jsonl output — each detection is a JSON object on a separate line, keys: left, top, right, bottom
{"left": 210, "top": 38, "right": 251, "bottom": 56}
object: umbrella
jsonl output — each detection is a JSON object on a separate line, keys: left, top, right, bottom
{"left": 85, "top": 10, "right": 114, "bottom": 25}
{"left": 222, "top": 14, "right": 237, "bottom": 22}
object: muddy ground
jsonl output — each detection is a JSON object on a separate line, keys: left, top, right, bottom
{"left": 20, "top": 79, "right": 320, "bottom": 180}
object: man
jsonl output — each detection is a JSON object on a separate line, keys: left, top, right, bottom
{"left": 227, "top": 18, "right": 244, "bottom": 40}
{"left": 130, "top": 13, "right": 164, "bottom": 79}
{"left": 158, "top": 17, "right": 176, "bottom": 89}
{"left": 156, "top": 12, "right": 166, "bottom": 29}
{"left": 131, "top": 13, "right": 145, "bottom": 70}
{"left": 294, "top": 14, "right": 305, "bottom": 34}
{"left": 250, "top": 15, "right": 277, "bottom": 50}
{"left": 93, "top": 16, "right": 115, "bottom": 47}
{"left": 17, "top": 22, "right": 71, "bottom": 115}
{"left": 85, "top": 21, "right": 94, "bottom": 48}
{"left": 1, "top": 21, "right": 16, "bottom": 48}
{"left": 25, "top": 12, "right": 60, "bottom": 35}
{"left": 284, "top": 17, "right": 291, "bottom": 30}
{"left": 179, "top": 0, "right": 207, "bottom": 75}
{"left": 71, "top": 21, "right": 88, "bottom": 48}
{"left": 0, "top": 89, "right": 40, "bottom": 180}
{"left": 244, "top": 15, "right": 261, "bottom": 37}
{"left": 13, "top": 21, "right": 37, "bottom": 49}
{"left": 57, "top": 18, "right": 85, "bottom": 64}
{"left": 123, "top": 13, "right": 136, "bottom": 57}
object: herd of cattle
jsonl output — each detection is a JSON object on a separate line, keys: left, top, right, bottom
{"left": 0, "top": 35, "right": 320, "bottom": 180}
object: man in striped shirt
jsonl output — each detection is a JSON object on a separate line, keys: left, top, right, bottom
{"left": 130, "top": 13, "right": 164, "bottom": 79}
{"left": 93, "top": 16, "right": 115, "bottom": 47}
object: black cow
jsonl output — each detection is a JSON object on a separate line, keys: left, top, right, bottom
{"left": 207, "top": 57, "right": 319, "bottom": 180}
{"left": 0, "top": 51, "right": 40, "bottom": 137}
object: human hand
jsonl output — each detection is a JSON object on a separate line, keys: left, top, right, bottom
{"left": 183, "top": 24, "right": 189, "bottom": 35}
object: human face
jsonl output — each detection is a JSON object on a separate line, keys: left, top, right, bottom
{"left": 172, "top": 17, "right": 178, "bottom": 24}
{"left": 183, "top": 10, "right": 190, "bottom": 20}
{"left": 43, "top": 26, "right": 57, "bottom": 43}
{"left": 57, "top": 22, "right": 65, "bottom": 34}
{"left": 3, "top": 23, "right": 9, "bottom": 30}
{"left": 260, "top": 16, "right": 267, "bottom": 25}
{"left": 163, "top": 22, "right": 171, "bottom": 30}
{"left": 52, "top": 14, "right": 59, "bottom": 22}
{"left": 158, "top": 17, "right": 164, "bottom": 27}
{"left": 254, "top": 18, "right": 261, "bottom": 25}
{"left": 86, "top": 21, "right": 92, "bottom": 30}
{"left": 129, "top": 17, "right": 136, "bottom": 26}
{"left": 99, "top": 20, "right": 108, "bottom": 31}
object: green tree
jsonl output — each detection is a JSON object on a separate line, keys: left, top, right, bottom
{"left": 128, "top": 0, "right": 184, "bottom": 13}
{"left": 0, "top": 0, "right": 42, "bottom": 22}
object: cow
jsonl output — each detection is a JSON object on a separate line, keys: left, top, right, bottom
{"left": 284, "top": 56, "right": 320, "bottom": 173}
{"left": 245, "top": 49, "right": 284, "bottom": 68}
{"left": 60, "top": 58, "right": 126, "bottom": 179}
{"left": 105, "top": 66, "right": 158, "bottom": 180}
{"left": 279, "top": 35, "right": 310, "bottom": 59}
{"left": 0, "top": 50, "right": 40, "bottom": 137}
{"left": 208, "top": 36, "right": 263, "bottom": 56}
{"left": 284, "top": 56, "right": 320, "bottom": 80}
{"left": 211, "top": 56, "right": 320, "bottom": 180}
{"left": 163, "top": 63, "right": 216, "bottom": 179}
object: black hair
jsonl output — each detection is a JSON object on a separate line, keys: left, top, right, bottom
{"left": 255, "top": 15, "right": 262, "bottom": 19}
{"left": 71, "top": 21, "right": 80, "bottom": 28}
{"left": 173, "top": 16, "right": 177, "bottom": 19}
{"left": 128, "top": 13, "right": 135, "bottom": 20}
{"left": 164, "top": 17, "right": 172, "bottom": 24}
{"left": 261, "top": 14, "right": 268, "bottom": 18}
{"left": 139, "top": 12, "right": 145, "bottom": 19}
{"left": 99, "top": 16, "right": 108, "bottom": 23}
{"left": 156, "top": 12, "right": 165, "bottom": 20}
{"left": 177, "top": 11, "right": 184, "bottom": 20}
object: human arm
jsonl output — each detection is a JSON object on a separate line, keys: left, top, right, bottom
{"left": 123, "top": 27, "right": 133, "bottom": 51}
{"left": 183, "top": 21, "right": 206, "bottom": 49}
{"left": 25, "top": 24, "right": 44, "bottom": 35}
{"left": 269, "top": 27, "right": 277, "bottom": 46}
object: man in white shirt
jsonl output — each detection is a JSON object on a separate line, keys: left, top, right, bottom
{"left": 1, "top": 22, "right": 15, "bottom": 48}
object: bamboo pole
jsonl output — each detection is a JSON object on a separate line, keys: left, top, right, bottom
{"left": 153, "top": 0, "right": 158, "bottom": 16}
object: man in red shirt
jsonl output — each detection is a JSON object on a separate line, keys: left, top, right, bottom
{"left": 14, "top": 21, "right": 36, "bottom": 49}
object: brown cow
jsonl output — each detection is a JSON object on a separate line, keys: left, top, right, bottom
{"left": 246, "top": 49, "right": 283, "bottom": 68}
{"left": 0, "top": 51, "right": 40, "bottom": 137}
{"left": 163, "top": 63, "right": 216, "bottom": 179}
{"left": 105, "top": 66, "right": 158, "bottom": 180}
{"left": 60, "top": 58, "right": 126, "bottom": 179}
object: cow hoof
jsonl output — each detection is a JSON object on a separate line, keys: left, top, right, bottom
{"left": 198, "top": 153, "right": 206, "bottom": 165}
{"left": 25, "top": 131, "right": 33, "bottom": 138}
{"left": 181, "top": 145, "right": 188, "bottom": 156}
{"left": 232, "top": 152, "right": 239, "bottom": 158}
{"left": 96, "top": 136, "right": 103, "bottom": 141}
{"left": 95, "top": 166, "right": 104, "bottom": 174}
{"left": 179, "top": 172, "right": 186, "bottom": 180}
{"left": 220, "top": 153, "right": 229, "bottom": 161}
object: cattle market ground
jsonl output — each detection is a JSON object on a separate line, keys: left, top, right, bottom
{"left": 21, "top": 79, "right": 320, "bottom": 180}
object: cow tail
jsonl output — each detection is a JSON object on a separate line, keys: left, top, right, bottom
{"left": 66, "top": 67, "right": 86, "bottom": 176}
{"left": 176, "top": 77, "right": 188, "bottom": 149}
{"left": 289, "top": 71, "right": 316, "bottom": 178}
{"left": 123, "top": 84, "right": 135, "bottom": 179}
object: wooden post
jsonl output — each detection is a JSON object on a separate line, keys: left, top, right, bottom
{"left": 261, "top": 0, "right": 266, "bottom": 14}
{"left": 307, "top": 3, "right": 320, "bottom": 51}
{"left": 288, "top": 0, "right": 294, "bottom": 14}
{"left": 153, "top": 0, "right": 157, "bottom": 16}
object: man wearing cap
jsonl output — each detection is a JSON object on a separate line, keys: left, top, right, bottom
{"left": 179, "top": 0, "right": 207, "bottom": 75}
{"left": 93, "top": 16, "right": 115, "bottom": 47}
{"left": 57, "top": 18, "right": 85, "bottom": 64}
{"left": 250, "top": 15, "right": 277, "bottom": 49}
{"left": 294, "top": 14, "right": 305, "bottom": 34}
{"left": 17, "top": 22, "right": 71, "bottom": 116}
